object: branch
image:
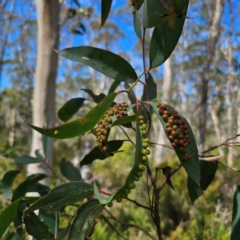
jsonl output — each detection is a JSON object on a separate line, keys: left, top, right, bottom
{"left": 126, "top": 197, "right": 152, "bottom": 211}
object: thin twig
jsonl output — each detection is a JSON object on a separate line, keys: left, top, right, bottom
{"left": 126, "top": 197, "right": 152, "bottom": 211}
{"left": 119, "top": 126, "right": 136, "bottom": 147}
{"left": 104, "top": 208, "right": 155, "bottom": 240}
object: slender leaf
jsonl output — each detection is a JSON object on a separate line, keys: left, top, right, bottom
{"left": 56, "top": 47, "right": 138, "bottom": 83}
{"left": 231, "top": 185, "right": 240, "bottom": 240}
{"left": 94, "top": 182, "right": 115, "bottom": 204}
{"left": 101, "top": 215, "right": 128, "bottom": 240}
{"left": 68, "top": 200, "right": 104, "bottom": 240}
{"left": 80, "top": 140, "right": 124, "bottom": 167}
{"left": 58, "top": 98, "right": 85, "bottom": 122}
{"left": 60, "top": 158, "right": 82, "bottom": 181}
{"left": 82, "top": 89, "right": 106, "bottom": 103}
{"left": 2, "top": 170, "right": 21, "bottom": 199}
{"left": 187, "top": 177, "right": 203, "bottom": 203}
{"left": 26, "top": 92, "right": 117, "bottom": 139}
{"left": 35, "top": 149, "right": 44, "bottom": 160}
{"left": 42, "top": 135, "right": 51, "bottom": 157}
{"left": 133, "top": 9, "right": 142, "bottom": 39}
{"left": 150, "top": 102, "right": 200, "bottom": 186}
{"left": 101, "top": 0, "right": 113, "bottom": 26}
{"left": 24, "top": 182, "right": 94, "bottom": 215}
{"left": 0, "top": 198, "right": 21, "bottom": 239}
{"left": 12, "top": 174, "right": 47, "bottom": 202}
{"left": 108, "top": 80, "right": 120, "bottom": 94}
{"left": 141, "top": 73, "right": 157, "bottom": 101}
{"left": 15, "top": 156, "right": 42, "bottom": 164}
{"left": 111, "top": 115, "right": 136, "bottom": 127}
{"left": 39, "top": 209, "right": 56, "bottom": 235}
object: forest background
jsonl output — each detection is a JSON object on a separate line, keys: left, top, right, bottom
{"left": 0, "top": 0, "right": 240, "bottom": 239}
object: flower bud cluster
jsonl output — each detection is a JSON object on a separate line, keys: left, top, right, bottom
{"left": 95, "top": 102, "right": 128, "bottom": 155}
{"left": 156, "top": 103, "right": 191, "bottom": 161}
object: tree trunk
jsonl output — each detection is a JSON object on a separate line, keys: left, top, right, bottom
{"left": 28, "top": 0, "right": 59, "bottom": 186}
{"left": 154, "top": 57, "right": 172, "bottom": 165}
{"left": 198, "top": 0, "right": 224, "bottom": 152}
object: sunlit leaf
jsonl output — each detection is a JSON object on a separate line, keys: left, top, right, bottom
{"left": 80, "top": 140, "right": 125, "bottom": 167}
{"left": 231, "top": 185, "right": 240, "bottom": 240}
{"left": 2, "top": 170, "right": 21, "bottom": 199}
{"left": 58, "top": 98, "right": 85, "bottom": 122}
{"left": 133, "top": 8, "right": 142, "bottom": 39}
{"left": 12, "top": 174, "right": 47, "bottom": 202}
{"left": 60, "top": 158, "right": 82, "bottom": 181}
{"left": 68, "top": 200, "right": 104, "bottom": 240}
{"left": 94, "top": 182, "right": 115, "bottom": 204}
{"left": 150, "top": 102, "right": 200, "bottom": 186}
{"left": 56, "top": 47, "right": 138, "bottom": 83}
{"left": 26, "top": 92, "right": 117, "bottom": 139}
{"left": 82, "top": 89, "right": 106, "bottom": 103}
{"left": 24, "top": 182, "right": 93, "bottom": 215}
{"left": 14, "top": 156, "right": 42, "bottom": 164}
{"left": 101, "top": 0, "right": 113, "bottom": 26}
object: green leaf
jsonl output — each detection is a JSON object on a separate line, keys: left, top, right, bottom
{"left": 141, "top": 73, "right": 157, "bottom": 101}
{"left": 108, "top": 80, "right": 121, "bottom": 94}
{"left": 2, "top": 170, "right": 21, "bottom": 199}
{"left": 124, "top": 83, "right": 136, "bottom": 105}
{"left": 68, "top": 200, "right": 104, "bottom": 240}
{"left": 56, "top": 47, "right": 137, "bottom": 83}
{"left": 27, "top": 183, "right": 50, "bottom": 197}
{"left": 60, "top": 158, "right": 82, "bottom": 181}
{"left": 42, "top": 135, "right": 51, "bottom": 157}
{"left": 187, "top": 161, "right": 218, "bottom": 203}
{"left": 24, "top": 182, "right": 94, "bottom": 215}
{"left": 35, "top": 149, "right": 44, "bottom": 160}
{"left": 133, "top": 9, "right": 142, "bottom": 39}
{"left": 15, "top": 156, "right": 42, "bottom": 164}
{"left": 94, "top": 182, "right": 115, "bottom": 204}
{"left": 26, "top": 92, "right": 117, "bottom": 139}
{"left": 12, "top": 174, "right": 47, "bottom": 202}
{"left": 111, "top": 115, "right": 136, "bottom": 128}
{"left": 0, "top": 198, "right": 21, "bottom": 239}
{"left": 149, "top": 15, "right": 187, "bottom": 69}
{"left": 101, "top": 215, "right": 128, "bottom": 240}
{"left": 82, "top": 89, "right": 106, "bottom": 103}
{"left": 80, "top": 140, "right": 125, "bottom": 167}
{"left": 101, "top": 0, "right": 113, "bottom": 26}
{"left": 231, "top": 185, "right": 240, "bottom": 240}
{"left": 150, "top": 102, "right": 200, "bottom": 186}
{"left": 19, "top": 201, "right": 53, "bottom": 239}
{"left": 143, "top": 0, "right": 188, "bottom": 28}
{"left": 39, "top": 209, "right": 56, "bottom": 235}
{"left": 58, "top": 98, "right": 85, "bottom": 122}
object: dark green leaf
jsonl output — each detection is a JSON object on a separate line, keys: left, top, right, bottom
{"left": 39, "top": 209, "right": 56, "bottom": 235}
{"left": 134, "top": 0, "right": 144, "bottom": 10}
{"left": 231, "top": 185, "right": 240, "bottom": 240}
{"left": 149, "top": 17, "right": 186, "bottom": 68}
{"left": 111, "top": 115, "right": 136, "bottom": 127}
{"left": 15, "top": 156, "right": 42, "bottom": 164}
{"left": 19, "top": 201, "right": 53, "bottom": 239}
{"left": 101, "top": 0, "right": 113, "bottom": 27}
{"left": 150, "top": 102, "right": 200, "bottom": 186}
{"left": 80, "top": 140, "right": 125, "bottom": 167}
{"left": 143, "top": 0, "right": 188, "bottom": 28}
{"left": 58, "top": 98, "right": 85, "bottom": 122}
{"left": 187, "top": 161, "right": 218, "bottom": 203}
{"left": 108, "top": 80, "right": 120, "bottom": 94}
{"left": 58, "top": 225, "right": 71, "bottom": 240}
{"left": 101, "top": 215, "right": 128, "bottom": 240}
{"left": 27, "top": 183, "right": 50, "bottom": 197}
{"left": 133, "top": 9, "right": 142, "bottom": 39}
{"left": 94, "top": 182, "right": 115, "bottom": 204}
{"left": 82, "top": 89, "right": 106, "bottom": 103}
{"left": 60, "top": 158, "right": 82, "bottom": 181}
{"left": 141, "top": 73, "right": 157, "bottom": 101}
{"left": 4, "top": 232, "right": 15, "bottom": 240}
{"left": 56, "top": 47, "right": 137, "bottom": 83}
{"left": 68, "top": 200, "right": 104, "bottom": 240}
{"left": 0, "top": 198, "right": 21, "bottom": 239}
{"left": 124, "top": 83, "right": 136, "bottom": 105}
{"left": 35, "top": 149, "right": 44, "bottom": 160}
{"left": 2, "top": 170, "right": 21, "bottom": 199}
{"left": 12, "top": 174, "right": 47, "bottom": 202}
{"left": 26, "top": 92, "right": 117, "bottom": 139}
{"left": 24, "top": 182, "right": 93, "bottom": 214}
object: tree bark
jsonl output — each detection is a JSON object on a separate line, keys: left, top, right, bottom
{"left": 198, "top": 0, "right": 224, "bottom": 152}
{"left": 28, "top": 0, "right": 59, "bottom": 186}
{"left": 154, "top": 57, "right": 172, "bottom": 165}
